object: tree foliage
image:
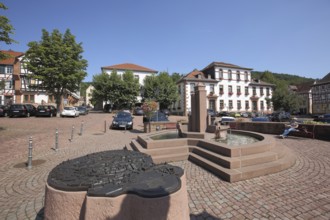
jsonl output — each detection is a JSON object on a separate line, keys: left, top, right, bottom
{"left": 0, "top": 3, "right": 17, "bottom": 60}
{"left": 25, "top": 29, "right": 87, "bottom": 110}
{"left": 255, "top": 70, "right": 304, "bottom": 112}
{"left": 91, "top": 70, "right": 140, "bottom": 109}
{"left": 143, "top": 72, "right": 179, "bottom": 109}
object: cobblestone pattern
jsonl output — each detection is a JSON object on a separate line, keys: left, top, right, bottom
{"left": 0, "top": 114, "right": 329, "bottom": 220}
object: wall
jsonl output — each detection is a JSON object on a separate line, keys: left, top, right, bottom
{"left": 230, "top": 122, "right": 330, "bottom": 141}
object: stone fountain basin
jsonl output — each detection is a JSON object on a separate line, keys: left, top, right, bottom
{"left": 131, "top": 130, "right": 296, "bottom": 182}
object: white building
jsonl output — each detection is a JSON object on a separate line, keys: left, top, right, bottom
{"left": 101, "top": 63, "right": 158, "bottom": 103}
{"left": 174, "top": 62, "right": 274, "bottom": 116}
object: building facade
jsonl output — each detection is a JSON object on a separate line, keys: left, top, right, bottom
{"left": 312, "top": 72, "right": 330, "bottom": 114}
{"left": 174, "top": 62, "right": 274, "bottom": 116}
{"left": 101, "top": 63, "right": 158, "bottom": 103}
{"left": 0, "top": 50, "right": 23, "bottom": 105}
{"left": 0, "top": 50, "right": 80, "bottom": 109}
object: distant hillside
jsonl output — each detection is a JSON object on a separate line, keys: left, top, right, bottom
{"left": 252, "top": 71, "right": 315, "bottom": 85}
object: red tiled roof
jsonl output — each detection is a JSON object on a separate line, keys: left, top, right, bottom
{"left": 101, "top": 63, "right": 158, "bottom": 73}
{"left": 0, "top": 50, "right": 24, "bottom": 65}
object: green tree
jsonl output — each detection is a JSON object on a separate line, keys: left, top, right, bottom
{"left": 143, "top": 72, "right": 179, "bottom": 109}
{"left": 0, "top": 3, "right": 17, "bottom": 60}
{"left": 91, "top": 70, "right": 140, "bottom": 109}
{"left": 171, "top": 72, "right": 182, "bottom": 83}
{"left": 25, "top": 29, "right": 87, "bottom": 110}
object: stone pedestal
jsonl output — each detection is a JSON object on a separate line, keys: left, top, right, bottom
{"left": 44, "top": 150, "right": 189, "bottom": 220}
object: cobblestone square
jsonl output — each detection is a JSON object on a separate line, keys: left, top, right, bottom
{"left": 0, "top": 113, "right": 329, "bottom": 219}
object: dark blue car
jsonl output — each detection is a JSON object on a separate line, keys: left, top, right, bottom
{"left": 110, "top": 111, "right": 134, "bottom": 130}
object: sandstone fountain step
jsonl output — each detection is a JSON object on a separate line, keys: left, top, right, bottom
{"left": 190, "top": 146, "right": 279, "bottom": 169}
{"left": 189, "top": 146, "right": 296, "bottom": 183}
{"left": 130, "top": 140, "right": 189, "bottom": 163}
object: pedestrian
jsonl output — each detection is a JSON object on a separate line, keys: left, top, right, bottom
{"left": 279, "top": 117, "right": 299, "bottom": 139}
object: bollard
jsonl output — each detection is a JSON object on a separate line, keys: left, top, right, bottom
{"left": 79, "top": 121, "right": 84, "bottom": 136}
{"left": 27, "top": 136, "right": 33, "bottom": 169}
{"left": 55, "top": 129, "right": 59, "bottom": 151}
{"left": 70, "top": 125, "right": 74, "bottom": 142}
{"left": 104, "top": 120, "right": 107, "bottom": 133}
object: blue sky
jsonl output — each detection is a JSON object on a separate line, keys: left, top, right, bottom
{"left": 2, "top": 0, "right": 330, "bottom": 82}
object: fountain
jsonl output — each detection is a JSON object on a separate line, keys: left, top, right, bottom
{"left": 131, "top": 83, "right": 296, "bottom": 182}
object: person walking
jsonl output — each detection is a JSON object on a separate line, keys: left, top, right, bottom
{"left": 279, "top": 117, "right": 299, "bottom": 138}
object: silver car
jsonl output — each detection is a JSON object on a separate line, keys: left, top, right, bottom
{"left": 60, "top": 107, "right": 80, "bottom": 118}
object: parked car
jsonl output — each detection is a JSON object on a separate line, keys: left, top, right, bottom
{"left": 207, "top": 109, "right": 217, "bottom": 117}
{"left": 314, "top": 113, "right": 330, "bottom": 124}
{"left": 8, "top": 104, "right": 37, "bottom": 118}
{"left": 103, "top": 104, "right": 112, "bottom": 113}
{"left": 36, "top": 105, "right": 57, "bottom": 117}
{"left": 60, "top": 106, "right": 80, "bottom": 117}
{"left": 133, "top": 107, "right": 144, "bottom": 116}
{"left": 110, "top": 111, "right": 134, "bottom": 130}
{"left": 269, "top": 111, "right": 291, "bottom": 122}
{"left": 218, "top": 111, "right": 230, "bottom": 117}
{"left": 77, "top": 106, "right": 88, "bottom": 115}
{"left": 220, "top": 116, "right": 235, "bottom": 125}
{"left": 161, "top": 109, "right": 171, "bottom": 116}
{"left": 0, "top": 105, "right": 9, "bottom": 117}
{"left": 252, "top": 116, "right": 270, "bottom": 122}
{"left": 143, "top": 111, "right": 169, "bottom": 122}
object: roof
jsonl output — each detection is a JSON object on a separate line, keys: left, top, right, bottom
{"left": 296, "top": 81, "right": 315, "bottom": 93}
{"left": 101, "top": 63, "right": 158, "bottom": 73}
{"left": 313, "top": 72, "right": 330, "bottom": 86}
{"left": 249, "top": 78, "right": 275, "bottom": 87}
{"left": 0, "top": 50, "right": 24, "bottom": 65}
{"left": 202, "top": 61, "right": 253, "bottom": 71}
{"left": 177, "top": 69, "right": 218, "bottom": 83}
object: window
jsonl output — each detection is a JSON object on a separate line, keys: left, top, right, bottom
{"left": 266, "top": 88, "right": 270, "bottom": 96}
{"left": 7, "top": 66, "right": 13, "bottom": 73}
{"left": 190, "top": 83, "right": 195, "bottom": 92}
{"left": 228, "top": 70, "right": 232, "bottom": 80}
{"left": 252, "top": 87, "right": 257, "bottom": 96}
{"left": 237, "top": 100, "right": 241, "bottom": 109}
{"left": 228, "top": 85, "right": 233, "bottom": 95}
{"left": 244, "top": 71, "right": 249, "bottom": 81}
{"left": 134, "top": 75, "right": 139, "bottom": 81}
{"left": 229, "top": 100, "right": 233, "bottom": 109}
{"left": 30, "top": 95, "right": 34, "bottom": 103}
{"left": 237, "top": 86, "right": 241, "bottom": 95}
{"left": 178, "top": 85, "right": 181, "bottom": 94}
{"left": 245, "top": 87, "right": 249, "bottom": 95}
{"left": 210, "top": 84, "right": 214, "bottom": 93}
{"left": 245, "top": 101, "right": 249, "bottom": 109}
{"left": 0, "top": 66, "right": 5, "bottom": 74}
{"left": 260, "top": 101, "right": 264, "bottom": 109}
{"left": 260, "top": 87, "right": 264, "bottom": 96}
{"left": 219, "top": 85, "right": 224, "bottom": 94}
{"left": 24, "top": 95, "right": 29, "bottom": 102}
{"left": 219, "top": 69, "right": 223, "bottom": 79}
{"left": 236, "top": 71, "right": 240, "bottom": 81}
{"left": 220, "top": 100, "right": 224, "bottom": 109}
